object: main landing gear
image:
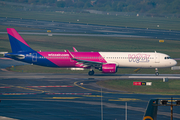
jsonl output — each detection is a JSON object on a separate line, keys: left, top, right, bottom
{"left": 88, "top": 68, "right": 160, "bottom": 76}
{"left": 155, "top": 68, "right": 159, "bottom": 76}
{"left": 88, "top": 69, "right": 94, "bottom": 76}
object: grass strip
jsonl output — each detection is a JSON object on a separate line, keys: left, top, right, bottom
{"left": 1, "top": 5, "right": 180, "bottom": 31}
{"left": 97, "top": 79, "right": 180, "bottom": 95}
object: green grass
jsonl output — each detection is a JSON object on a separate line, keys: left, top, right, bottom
{"left": 1, "top": 5, "right": 180, "bottom": 30}
{"left": 0, "top": 35, "right": 11, "bottom": 52}
{"left": 0, "top": 25, "right": 41, "bottom": 31}
{"left": 97, "top": 79, "right": 180, "bottom": 95}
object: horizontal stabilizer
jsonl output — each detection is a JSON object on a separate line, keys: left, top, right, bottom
{"left": 6, "top": 54, "right": 25, "bottom": 59}
{"left": 0, "top": 52, "right": 8, "bottom": 56}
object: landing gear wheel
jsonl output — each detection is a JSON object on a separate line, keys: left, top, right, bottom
{"left": 155, "top": 72, "right": 159, "bottom": 76}
{"left": 88, "top": 70, "right": 94, "bottom": 76}
{"left": 155, "top": 68, "right": 159, "bottom": 76}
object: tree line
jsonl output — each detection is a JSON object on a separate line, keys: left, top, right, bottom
{"left": 2, "top": 0, "right": 180, "bottom": 14}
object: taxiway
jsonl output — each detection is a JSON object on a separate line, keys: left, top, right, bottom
{"left": 0, "top": 58, "right": 180, "bottom": 120}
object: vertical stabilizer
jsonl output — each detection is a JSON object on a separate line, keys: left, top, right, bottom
{"left": 7, "top": 28, "right": 34, "bottom": 53}
{"left": 143, "top": 99, "right": 158, "bottom": 120}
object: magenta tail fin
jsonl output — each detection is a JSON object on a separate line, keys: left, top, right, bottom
{"left": 7, "top": 28, "right": 34, "bottom": 53}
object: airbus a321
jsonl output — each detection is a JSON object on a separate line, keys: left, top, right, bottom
{"left": 3, "top": 28, "right": 177, "bottom": 76}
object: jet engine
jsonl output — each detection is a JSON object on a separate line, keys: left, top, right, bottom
{"left": 101, "top": 63, "right": 117, "bottom": 73}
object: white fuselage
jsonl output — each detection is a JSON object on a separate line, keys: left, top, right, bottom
{"left": 100, "top": 52, "right": 177, "bottom": 68}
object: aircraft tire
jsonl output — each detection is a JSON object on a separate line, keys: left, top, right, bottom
{"left": 88, "top": 70, "right": 94, "bottom": 76}
{"left": 155, "top": 72, "right": 159, "bottom": 76}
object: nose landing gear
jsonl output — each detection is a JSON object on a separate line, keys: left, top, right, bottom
{"left": 155, "top": 68, "right": 159, "bottom": 76}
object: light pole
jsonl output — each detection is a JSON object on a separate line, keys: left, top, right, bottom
{"left": 101, "top": 88, "right": 103, "bottom": 120}
{"left": 155, "top": 97, "right": 180, "bottom": 120}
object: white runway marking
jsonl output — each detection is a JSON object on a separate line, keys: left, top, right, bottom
{"left": 0, "top": 116, "right": 19, "bottom": 120}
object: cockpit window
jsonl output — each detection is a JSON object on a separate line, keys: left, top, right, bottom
{"left": 164, "top": 57, "right": 171, "bottom": 59}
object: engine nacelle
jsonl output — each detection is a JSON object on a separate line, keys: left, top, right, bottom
{"left": 102, "top": 63, "right": 117, "bottom": 73}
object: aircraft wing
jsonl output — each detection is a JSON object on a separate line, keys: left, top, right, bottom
{"left": 67, "top": 50, "right": 103, "bottom": 67}
{"left": 0, "top": 52, "right": 8, "bottom": 56}
{"left": 72, "top": 57, "right": 103, "bottom": 66}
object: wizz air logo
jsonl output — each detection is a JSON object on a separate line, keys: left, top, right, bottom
{"left": 128, "top": 54, "right": 150, "bottom": 63}
{"left": 48, "top": 54, "right": 69, "bottom": 57}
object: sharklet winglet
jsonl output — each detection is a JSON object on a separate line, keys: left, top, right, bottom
{"left": 73, "top": 47, "right": 78, "bottom": 52}
{"left": 66, "top": 50, "right": 75, "bottom": 59}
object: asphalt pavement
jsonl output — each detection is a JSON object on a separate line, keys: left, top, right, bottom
{"left": 0, "top": 58, "right": 180, "bottom": 120}
{"left": 0, "top": 17, "right": 180, "bottom": 119}
{"left": 0, "top": 17, "right": 180, "bottom": 40}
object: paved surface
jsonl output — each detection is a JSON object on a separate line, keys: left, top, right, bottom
{"left": 0, "top": 17, "right": 180, "bottom": 119}
{"left": 0, "top": 58, "right": 180, "bottom": 120}
{"left": 0, "top": 17, "right": 180, "bottom": 40}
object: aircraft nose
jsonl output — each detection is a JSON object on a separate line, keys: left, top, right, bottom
{"left": 172, "top": 60, "right": 177, "bottom": 66}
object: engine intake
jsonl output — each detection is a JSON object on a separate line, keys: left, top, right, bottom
{"left": 102, "top": 63, "right": 117, "bottom": 73}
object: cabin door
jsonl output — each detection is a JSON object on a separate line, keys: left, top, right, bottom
{"left": 32, "top": 53, "right": 37, "bottom": 62}
{"left": 155, "top": 53, "right": 160, "bottom": 63}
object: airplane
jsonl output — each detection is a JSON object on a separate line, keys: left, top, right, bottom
{"left": 143, "top": 99, "right": 158, "bottom": 120}
{"left": 2, "top": 28, "right": 177, "bottom": 76}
